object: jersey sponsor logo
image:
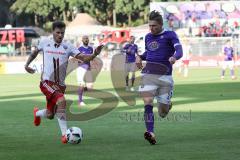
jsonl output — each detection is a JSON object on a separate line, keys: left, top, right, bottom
{"left": 46, "top": 50, "right": 65, "bottom": 55}
{"left": 148, "top": 41, "right": 159, "bottom": 51}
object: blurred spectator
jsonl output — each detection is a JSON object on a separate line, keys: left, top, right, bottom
{"left": 178, "top": 39, "right": 192, "bottom": 77}
{"left": 20, "top": 42, "right": 27, "bottom": 56}
{"left": 101, "top": 48, "right": 110, "bottom": 71}
{"left": 7, "top": 43, "right": 15, "bottom": 56}
{"left": 162, "top": 2, "right": 240, "bottom": 37}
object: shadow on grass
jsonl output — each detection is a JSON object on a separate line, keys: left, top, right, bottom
{"left": 1, "top": 81, "right": 239, "bottom": 104}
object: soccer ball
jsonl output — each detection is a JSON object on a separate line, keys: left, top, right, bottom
{"left": 66, "top": 127, "right": 83, "bottom": 144}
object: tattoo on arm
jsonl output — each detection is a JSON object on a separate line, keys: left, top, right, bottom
{"left": 75, "top": 53, "right": 97, "bottom": 62}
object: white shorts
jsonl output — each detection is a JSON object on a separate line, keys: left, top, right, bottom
{"left": 125, "top": 62, "right": 136, "bottom": 74}
{"left": 76, "top": 67, "right": 93, "bottom": 85}
{"left": 138, "top": 74, "right": 173, "bottom": 105}
{"left": 222, "top": 61, "right": 234, "bottom": 70}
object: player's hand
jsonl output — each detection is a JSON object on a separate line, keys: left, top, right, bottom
{"left": 25, "top": 65, "right": 35, "bottom": 74}
{"left": 136, "top": 55, "right": 143, "bottom": 69}
{"left": 94, "top": 45, "right": 104, "bottom": 56}
{"left": 169, "top": 56, "right": 176, "bottom": 64}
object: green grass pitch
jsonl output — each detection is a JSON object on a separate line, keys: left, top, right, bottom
{"left": 0, "top": 68, "right": 239, "bottom": 160}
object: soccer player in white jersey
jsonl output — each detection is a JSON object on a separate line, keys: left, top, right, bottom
{"left": 178, "top": 39, "right": 192, "bottom": 77}
{"left": 24, "top": 21, "right": 103, "bottom": 144}
{"left": 136, "top": 11, "right": 183, "bottom": 145}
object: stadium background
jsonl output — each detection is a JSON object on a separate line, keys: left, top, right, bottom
{"left": 0, "top": 1, "right": 240, "bottom": 160}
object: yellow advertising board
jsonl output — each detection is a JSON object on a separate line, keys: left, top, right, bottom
{"left": 0, "top": 62, "right": 6, "bottom": 74}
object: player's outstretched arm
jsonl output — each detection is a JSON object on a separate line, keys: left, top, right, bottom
{"left": 75, "top": 45, "right": 104, "bottom": 62}
{"left": 24, "top": 47, "right": 39, "bottom": 74}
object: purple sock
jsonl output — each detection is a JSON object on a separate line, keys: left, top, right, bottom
{"left": 144, "top": 104, "right": 154, "bottom": 133}
{"left": 131, "top": 77, "right": 135, "bottom": 87}
{"left": 126, "top": 75, "right": 129, "bottom": 87}
{"left": 78, "top": 87, "right": 84, "bottom": 103}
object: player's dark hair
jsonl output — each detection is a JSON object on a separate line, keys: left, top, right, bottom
{"left": 52, "top": 21, "right": 66, "bottom": 30}
{"left": 149, "top": 10, "right": 163, "bottom": 25}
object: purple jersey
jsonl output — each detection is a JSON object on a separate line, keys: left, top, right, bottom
{"left": 224, "top": 47, "right": 234, "bottom": 61}
{"left": 124, "top": 43, "right": 138, "bottom": 63}
{"left": 141, "top": 30, "right": 182, "bottom": 75}
{"left": 78, "top": 45, "right": 93, "bottom": 69}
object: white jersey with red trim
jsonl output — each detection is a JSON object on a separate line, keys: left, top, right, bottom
{"left": 37, "top": 38, "right": 80, "bottom": 85}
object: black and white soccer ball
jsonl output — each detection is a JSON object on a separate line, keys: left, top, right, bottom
{"left": 66, "top": 127, "right": 83, "bottom": 144}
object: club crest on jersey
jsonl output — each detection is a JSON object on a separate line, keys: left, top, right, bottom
{"left": 148, "top": 41, "right": 159, "bottom": 51}
{"left": 63, "top": 44, "right": 68, "bottom": 50}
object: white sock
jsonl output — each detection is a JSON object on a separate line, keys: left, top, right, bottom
{"left": 36, "top": 109, "right": 47, "bottom": 118}
{"left": 56, "top": 111, "right": 67, "bottom": 136}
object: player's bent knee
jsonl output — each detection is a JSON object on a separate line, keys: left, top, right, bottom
{"left": 158, "top": 109, "right": 169, "bottom": 118}
{"left": 144, "top": 100, "right": 153, "bottom": 105}
{"left": 143, "top": 97, "right": 154, "bottom": 105}
{"left": 57, "top": 96, "right": 65, "bottom": 102}
{"left": 158, "top": 112, "right": 167, "bottom": 118}
{"left": 86, "top": 84, "right": 93, "bottom": 90}
{"left": 47, "top": 112, "right": 54, "bottom": 119}
{"left": 56, "top": 96, "right": 66, "bottom": 108}
{"left": 158, "top": 103, "right": 170, "bottom": 118}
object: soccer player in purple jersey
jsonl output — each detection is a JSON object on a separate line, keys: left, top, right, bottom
{"left": 76, "top": 35, "right": 94, "bottom": 106}
{"left": 136, "top": 11, "right": 183, "bottom": 145}
{"left": 123, "top": 36, "right": 138, "bottom": 91}
{"left": 221, "top": 40, "right": 236, "bottom": 80}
